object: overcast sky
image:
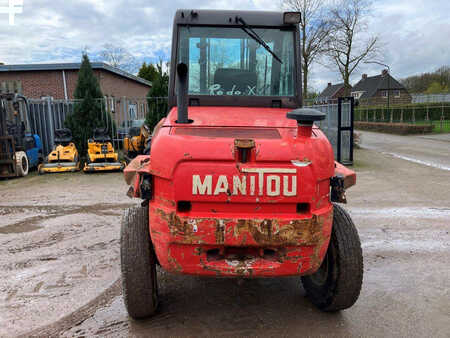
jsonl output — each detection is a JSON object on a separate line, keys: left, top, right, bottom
{"left": 0, "top": 0, "right": 449, "bottom": 92}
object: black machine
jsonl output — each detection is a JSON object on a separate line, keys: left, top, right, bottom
{"left": 0, "top": 93, "right": 43, "bottom": 178}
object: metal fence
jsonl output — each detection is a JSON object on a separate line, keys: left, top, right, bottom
{"left": 28, "top": 98, "right": 75, "bottom": 155}
{"left": 26, "top": 96, "right": 169, "bottom": 156}
{"left": 306, "top": 97, "right": 354, "bottom": 165}
{"left": 412, "top": 93, "right": 450, "bottom": 104}
{"left": 354, "top": 102, "right": 450, "bottom": 133}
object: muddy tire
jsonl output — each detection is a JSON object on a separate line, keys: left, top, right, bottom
{"left": 121, "top": 206, "right": 158, "bottom": 319}
{"left": 16, "top": 151, "right": 29, "bottom": 177}
{"left": 301, "top": 203, "right": 363, "bottom": 311}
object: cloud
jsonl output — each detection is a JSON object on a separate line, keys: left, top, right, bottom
{"left": 0, "top": 0, "right": 449, "bottom": 91}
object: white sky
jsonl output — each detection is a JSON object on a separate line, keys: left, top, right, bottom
{"left": 0, "top": 0, "right": 449, "bottom": 92}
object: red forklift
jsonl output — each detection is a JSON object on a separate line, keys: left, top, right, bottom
{"left": 121, "top": 9, "right": 362, "bottom": 319}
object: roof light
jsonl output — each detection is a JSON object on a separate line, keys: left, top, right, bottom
{"left": 284, "top": 12, "right": 301, "bottom": 24}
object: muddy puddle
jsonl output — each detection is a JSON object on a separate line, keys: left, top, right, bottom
{"left": 0, "top": 203, "right": 132, "bottom": 234}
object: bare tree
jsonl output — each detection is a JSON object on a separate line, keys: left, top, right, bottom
{"left": 326, "top": 0, "right": 380, "bottom": 89}
{"left": 283, "top": 0, "right": 332, "bottom": 99}
{"left": 100, "top": 44, "right": 137, "bottom": 73}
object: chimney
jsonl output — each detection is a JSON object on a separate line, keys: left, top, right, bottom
{"left": 362, "top": 74, "right": 367, "bottom": 80}
{"left": 382, "top": 69, "right": 389, "bottom": 76}
{"left": 328, "top": 82, "right": 332, "bottom": 87}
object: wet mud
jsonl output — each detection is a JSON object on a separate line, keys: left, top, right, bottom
{"left": 59, "top": 139, "right": 450, "bottom": 337}
{"left": 2, "top": 134, "right": 450, "bottom": 337}
{"left": 0, "top": 172, "right": 135, "bottom": 337}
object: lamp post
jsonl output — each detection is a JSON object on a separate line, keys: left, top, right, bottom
{"left": 364, "top": 61, "right": 391, "bottom": 110}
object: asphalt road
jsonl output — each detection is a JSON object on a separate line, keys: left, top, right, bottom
{"left": 1, "top": 131, "right": 449, "bottom": 337}
{"left": 359, "top": 131, "right": 450, "bottom": 171}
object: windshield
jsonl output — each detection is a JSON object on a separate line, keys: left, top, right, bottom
{"left": 178, "top": 26, "right": 296, "bottom": 97}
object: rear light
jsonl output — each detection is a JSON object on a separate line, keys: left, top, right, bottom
{"left": 177, "top": 201, "right": 192, "bottom": 212}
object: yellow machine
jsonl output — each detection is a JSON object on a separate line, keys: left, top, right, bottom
{"left": 38, "top": 128, "right": 80, "bottom": 174}
{"left": 83, "top": 128, "right": 125, "bottom": 172}
{"left": 123, "top": 123, "right": 151, "bottom": 162}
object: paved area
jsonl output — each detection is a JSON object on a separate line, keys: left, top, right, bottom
{"left": 1, "top": 131, "right": 449, "bottom": 337}
{"left": 359, "top": 131, "right": 450, "bottom": 171}
{"left": 419, "top": 133, "right": 450, "bottom": 143}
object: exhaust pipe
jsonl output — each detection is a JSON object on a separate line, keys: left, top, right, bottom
{"left": 176, "top": 63, "right": 189, "bottom": 124}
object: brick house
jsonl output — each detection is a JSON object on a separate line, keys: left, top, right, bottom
{"left": 0, "top": 63, "right": 152, "bottom": 100}
{"left": 351, "top": 70, "right": 411, "bottom": 106}
{"left": 316, "top": 82, "right": 352, "bottom": 104}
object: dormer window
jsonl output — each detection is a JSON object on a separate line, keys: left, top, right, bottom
{"left": 351, "top": 91, "right": 364, "bottom": 99}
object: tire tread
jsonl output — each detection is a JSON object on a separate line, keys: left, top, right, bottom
{"left": 302, "top": 203, "right": 363, "bottom": 311}
{"left": 121, "top": 206, "right": 158, "bottom": 319}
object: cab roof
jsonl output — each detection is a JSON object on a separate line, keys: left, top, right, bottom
{"left": 174, "top": 9, "right": 293, "bottom": 27}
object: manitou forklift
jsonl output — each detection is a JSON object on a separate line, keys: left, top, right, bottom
{"left": 0, "top": 93, "right": 43, "bottom": 178}
{"left": 121, "top": 10, "right": 363, "bottom": 319}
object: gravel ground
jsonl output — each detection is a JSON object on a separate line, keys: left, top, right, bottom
{"left": 1, "top": 131, "right": 449, "bottom": 337}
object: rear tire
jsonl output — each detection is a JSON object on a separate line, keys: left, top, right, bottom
{"left": 16, "top": 151, "right": 29, "bottom": 177}
{"left": 301, "top": 203, "right": 363, "bottom": 311}
{"left": 121, "top": 206, "right": 158, "bottom": 319}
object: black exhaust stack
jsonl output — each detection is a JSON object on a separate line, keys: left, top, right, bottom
{"left": 176, "top": 63, "right": 189, "bottom": 124}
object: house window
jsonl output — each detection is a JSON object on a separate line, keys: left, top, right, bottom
{"left": 351, "top": 91, "right": 364, "bottom": 100}
{"left": 110, "top": 97, "right": 115, "bottom": 113}
{"left": 381, "top": 90, "right": 388, "bottom": 98}
{"left": 394, "top": 90, "right": 400, "bottom": 98}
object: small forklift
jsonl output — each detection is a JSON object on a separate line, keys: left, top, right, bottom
{"left": 0, "top": 93, "right": 43, "bottom": 178}
{"left": 121, "top": 10, "right": 363, "bottom": 319}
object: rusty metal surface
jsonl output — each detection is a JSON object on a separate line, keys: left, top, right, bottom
{"left": 150, "top": 203, "right": 332, "bottom": 277}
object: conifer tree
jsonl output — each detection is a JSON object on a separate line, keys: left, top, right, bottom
{"left": 145, "top": 61, "right": 169, "bottom": 130}
{"left": 65, "top": 54, "right": 111, "bottom": 156}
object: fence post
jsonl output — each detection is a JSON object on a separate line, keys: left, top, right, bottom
{"left": 337, "top": 98, "right": 342, "bottom": 163}
{"left": 412, "top": 106, "right": 416, "bottom": 124}
{"left": 366, "top": 106, "right": 368, "bottom": 122}
{"left": 400, "top": 107, "right": 403, "bottom": 122}
{"left": 441, "top": 103, "right": 445, "bottom": 132}
{"left": 426, "top": 105, "right": 429, "bottom": 121}
{"left": 47, "top": 97, "right": 55, "bottom": 151}
{"left": 390, "top": 107, "right": 393, "bottom": 123}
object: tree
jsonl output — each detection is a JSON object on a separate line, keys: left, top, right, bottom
{"left": 425, "top": 81, "right": 448, "bottom": 94}
{"left": 138, "top": 62, "right": 158, "bottom": 83}
{"left": 65, "top": 53, "right": 112, "bottom": 156}
{"left": 145, "top": 61, "right": 169, "bottom": 131}
{"left": 100, "top": 44, "right": 137, "bottom": 73}
{"left": 283, "top": 0, "right": 332, "bottom": 99}
{"left": 326, "top": 0, "right": 380, "bottom": 89}
{"left": 402, "top": 66, "right": 450, "bottom": 93}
